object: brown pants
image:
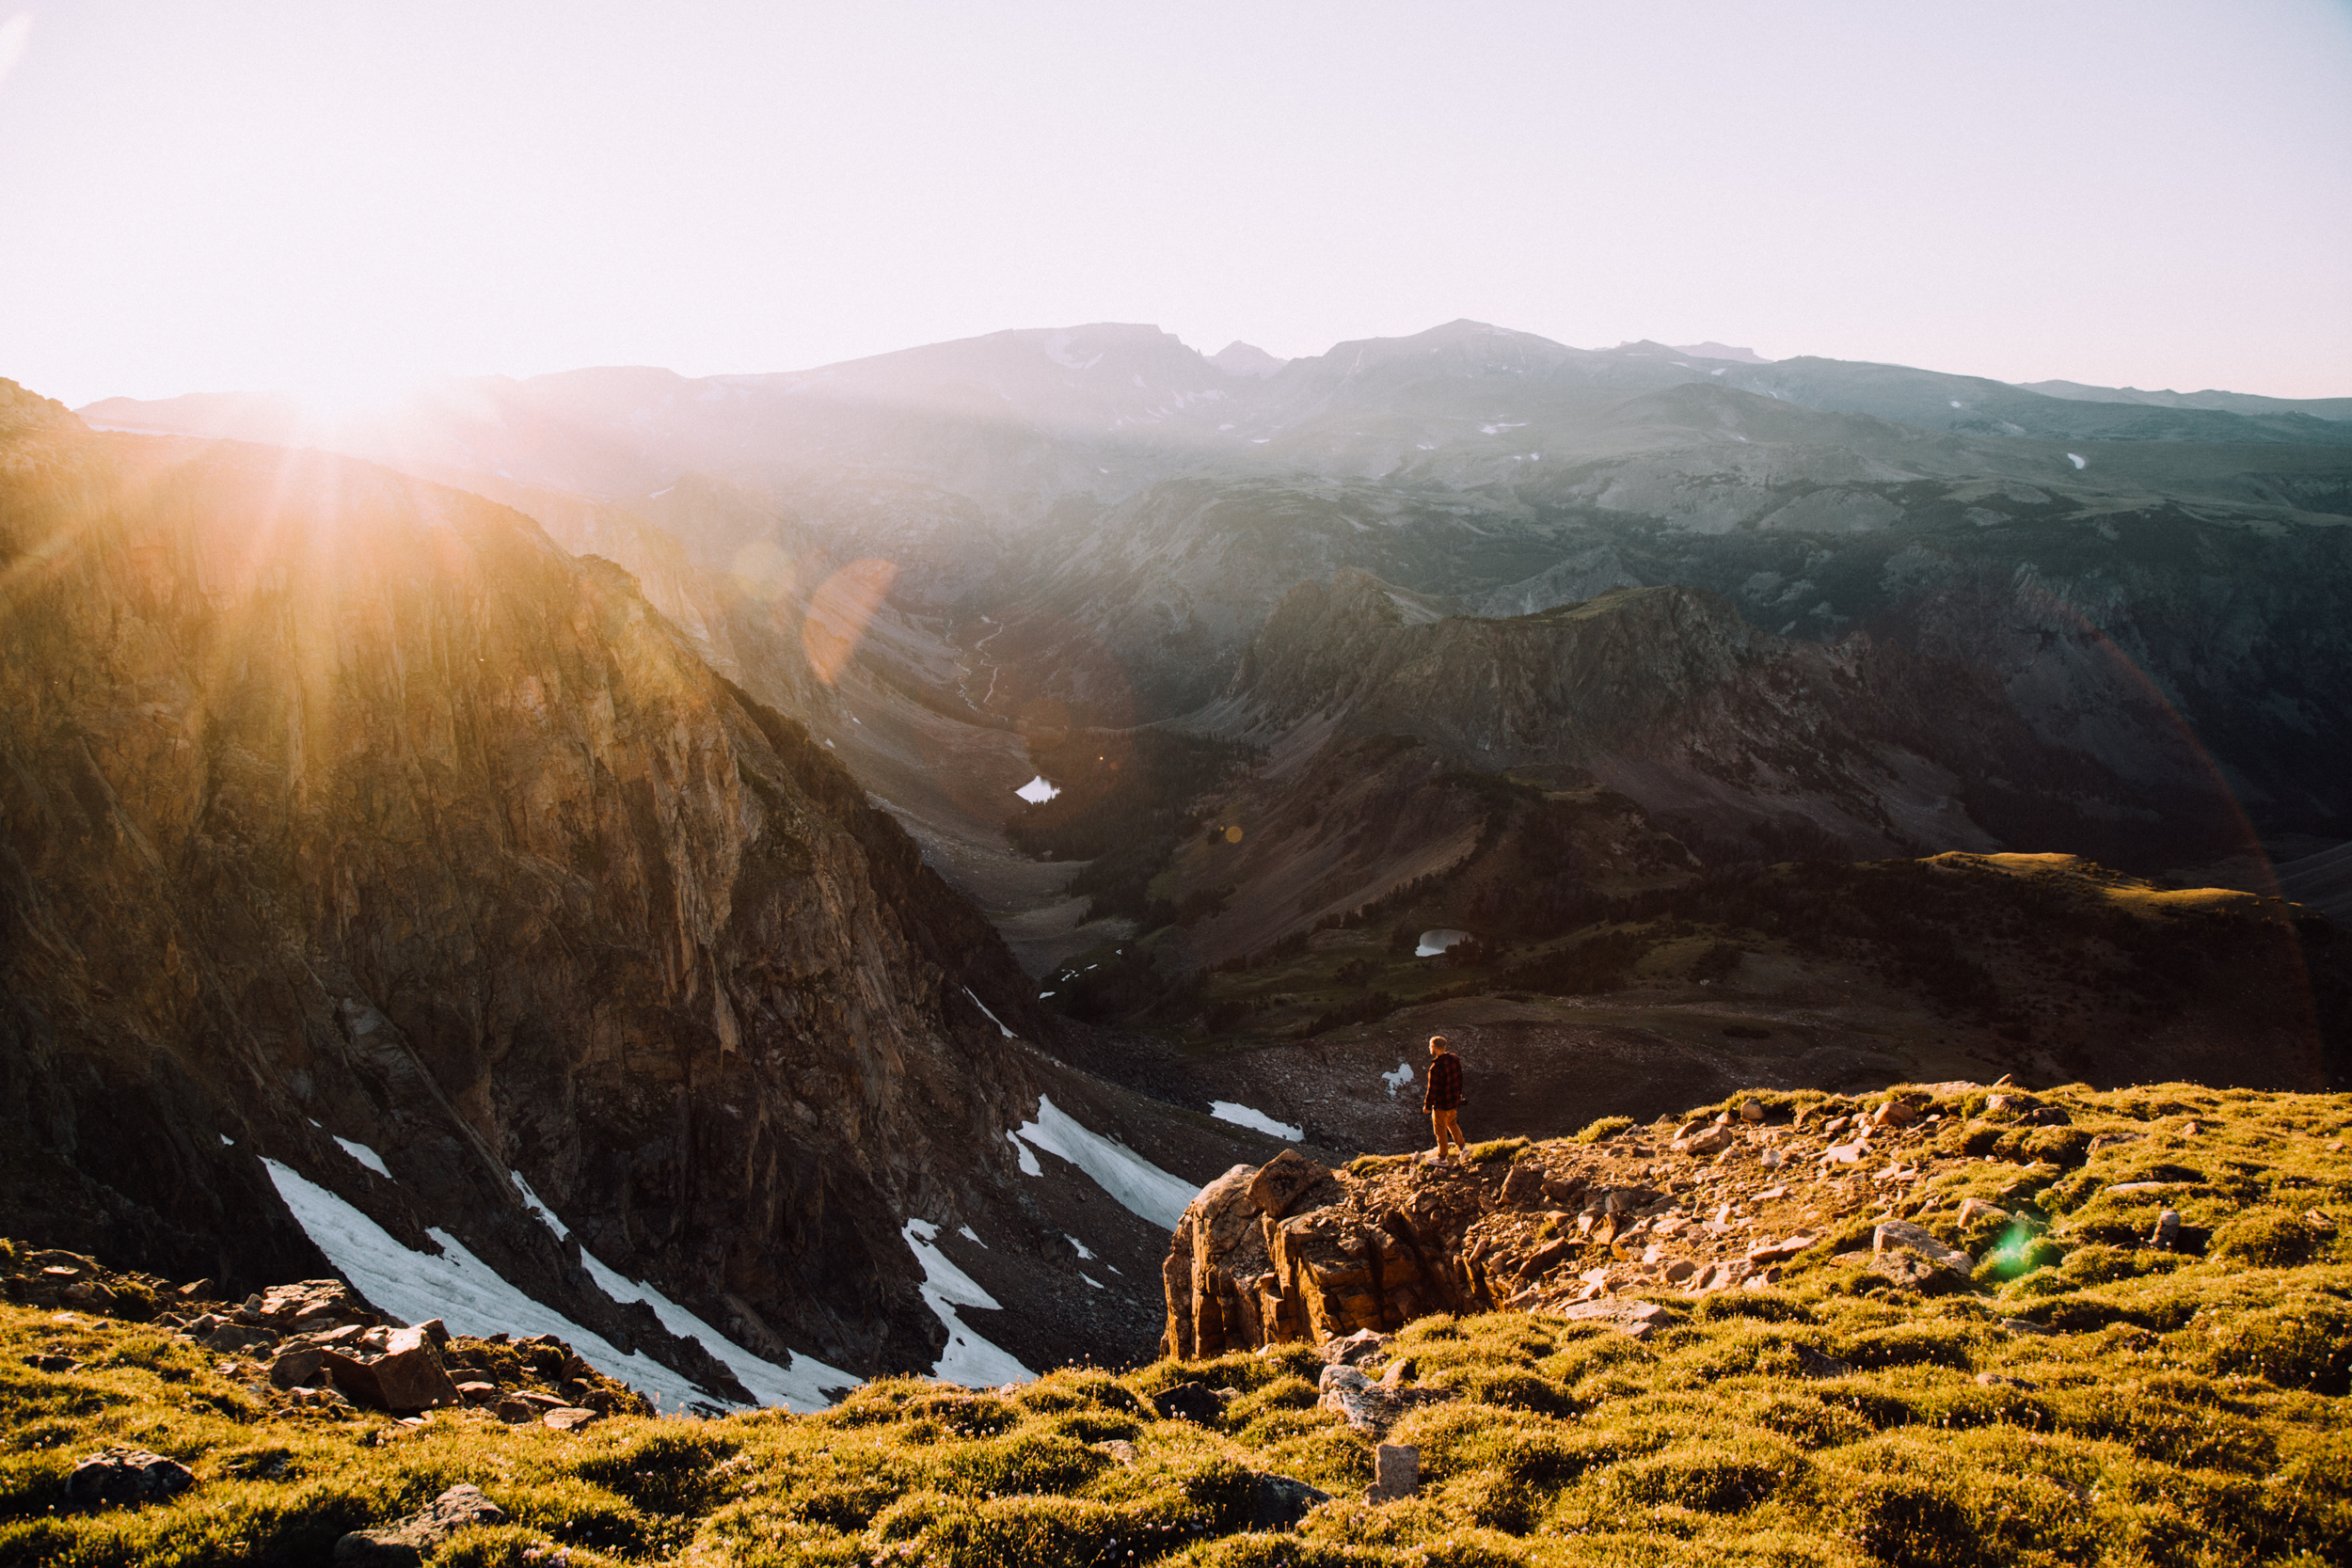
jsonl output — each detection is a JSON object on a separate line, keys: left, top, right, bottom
{"left": 1429, "top": 1107, "right": 1465, "bottom": 1159}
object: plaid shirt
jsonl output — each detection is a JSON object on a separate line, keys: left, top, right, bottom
{"left": 1422, "top": 1052, "right": 1463, "bottom": 1112}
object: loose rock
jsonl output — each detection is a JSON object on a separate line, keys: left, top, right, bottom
{"left": 62, "top": 1448, "right": 196, "bottom": 1510}
{"left": 333, "top": 1483, "right": 509, "bottom": 1566}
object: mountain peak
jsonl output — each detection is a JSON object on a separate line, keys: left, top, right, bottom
{"left": 1672, "top": 341, "right": 1772, "bottom": 364}
{"left": 1209, "top": 341, "right": 1287, "bottom": 379}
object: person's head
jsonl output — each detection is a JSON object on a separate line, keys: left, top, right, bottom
{"left": 1428, "top": 1034, "right": 1448, "bottom": 1056}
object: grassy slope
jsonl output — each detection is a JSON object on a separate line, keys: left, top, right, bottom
{"left": 4, "top": 1082, "right": 2348, "bottom": 1566}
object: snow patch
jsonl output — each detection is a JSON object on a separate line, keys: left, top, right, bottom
{"left": 1064, "top": 1232, "right": 1096, "bottom": 1260}
{"left": 1009, "top": 1132, "right": 1042, "bottom": 1177}
{"left": 1415, "top": 928, "right": 1470, "bottom": 958}
{"left": 1013, "top": 1097, "right": 1199, "bottom": 1230}
{"left": 2067, "top": 452, "right": 2087, "bottom": 469}
{"left": 334, "top": 1136, "right": 390, "bottom": 1178}
{"left": 1016, "top": 775, "right": 1060, "bottom": 803}
{"left": 219, "top": 1134, "right": 233, "bottom": 1148}
{"left": 1211, "top": 1101, "right": 1304, "bottom": 1141}
{"left": 1381, "top": 1062, "right": 1416, "bottom": 1098}
{"left": 1081, "top": 1275, "right": 1104, "bottom": 1290}
{"left": 963, "top": 988, "right": 1015, "bottom": 1038}
{"left": 957, "top": 1225, "right": 985, "bottom": 1247}
{"left": 902, "top": 1220, "right": 1036, "bottom": 1386}
{"left": 510, "top": 1173, "right": 567, "bottom": 1239}
{"left": 265, "top": 1161, "right": 719, "bottom": 1412}
{"left": 577, "top": 1249, "right": 857, "bottom": 1412}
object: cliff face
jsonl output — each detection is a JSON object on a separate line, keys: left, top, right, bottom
{"left": 0, "top": 383, "right": 1057, "bottom": 1384}
{"left": 1217, "top": 570, "right": 2238, "bottom": 866}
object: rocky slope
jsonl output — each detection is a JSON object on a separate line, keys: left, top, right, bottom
{"left": 1204, "top": 569, "right": 2233, "bottom": 869}
{"left": 0, "top": 379, "right": 1262, "bottom": 1397}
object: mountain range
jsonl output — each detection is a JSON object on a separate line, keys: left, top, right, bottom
{"left": 10, "top": 312, "right": 2348, "bottom": 1400}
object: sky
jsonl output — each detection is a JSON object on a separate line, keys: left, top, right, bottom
{"left": 2, "top": 1, "right": 2348, "bottom": 409}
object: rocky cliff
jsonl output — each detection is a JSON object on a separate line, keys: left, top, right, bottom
{"left": 0, "top": 381, "right": 1108, "bottom": 1390}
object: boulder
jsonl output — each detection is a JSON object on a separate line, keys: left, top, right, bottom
{"left": 1874, "top": 1221, "right": 1973, "bottom": 1275}
{"left": 321, "top": 1328, "right": 461, "bottom": 1413}
{"left": 268, "top": 1347, "right": 325, "bottom": 1390}
{"left": 2149, "top": 1209, "right": 2183, "bottom": 1251}
{"left": 1675, "top": 1125, "right": 1734, "bottom": 1156}
{"left": 1740, "top": 1099, "right": 1766, "bottom": 1123}
{"left": 542, "top": 1407, "right": 601, "bottom": 1432}
{"left": 1248, "top": 1473, "right": 1330, "bottom": 1529}
{"left": 1247, "top": 1150, "right": 1341, "bottom": 1221}
{"left": 1366, "top": 1443, "right": 1421, "bottom": 1504}
{"left": 333, "top": 1483, "right": 509, "bottom": 1566}
{"left": 62, "top": 1449, "right": 195, "bottom": 1510}
{"left": 1500, "top": 1164, "right": 1547, "bottom": 1207}
{"left": 1957, "top": 1198, "right": 2010, "bottom": 1227}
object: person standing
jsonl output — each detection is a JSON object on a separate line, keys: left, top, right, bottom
{"left": 1422, "top": 1034, "right": 1466, "bottom": 1161}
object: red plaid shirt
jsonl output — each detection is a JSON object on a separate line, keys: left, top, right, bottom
{"left": 1422, "top": 1052, "right": 1463, "bottom": 1112}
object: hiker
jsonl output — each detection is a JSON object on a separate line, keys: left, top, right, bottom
{"left": 1422, "top": 1034, "right": 1466, "bottom": 1161}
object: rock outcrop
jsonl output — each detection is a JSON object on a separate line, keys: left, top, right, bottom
{"left": 1157, "top": 1082, "right": 2118, "bottom": 1358}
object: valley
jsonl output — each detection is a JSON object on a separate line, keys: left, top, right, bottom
{"left": 9, "top": 312, "right": 2351, "bottom": 1430}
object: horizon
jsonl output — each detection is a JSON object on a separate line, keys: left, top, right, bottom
{"left": 56, "top": 313, "right": 2350, "bottom": 420}
{"left": 3, "top": 3, "right": 2348, "bottom": 409}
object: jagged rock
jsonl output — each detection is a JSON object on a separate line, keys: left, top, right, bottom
{"left": 1675, "top": 1125, "right": 1734, "bottom": 1156}
{"left": 333, "top": 1483, "right": 509, "bottom": 1565}
{"left": 1248, "top": 1150, "right": 1342, "bottom": 1220}
{"left": 2149, "top": 1210, "right": 2184, "bottom": 1251}
{"left": 319, "top": 1329, "right": 461, "bottom": 1413}
{"left": 62, "top": 1449, "right": 195, "bottom": 1510}
{"left": 1740, "top": 1099, "right": 1767, "bottom": 1123}
{"left": 1248, "top": 1473, "right": 1330, "bottom": 1528}
{"left": 268, "top": 1347, "right": 325, "bottom": 1390}
{"left": 1746, "top": 1233, "right": 1818, "bottom": 1265}
{"left": 1501, "top": 1164, "right": 1547, "bottom": 1206}
{"left": 1319, "top": 1329, "right": 1392, "bottom": 1367}
{"left": 1366, "top": 1443, "right": 1421, "bottom": 1504}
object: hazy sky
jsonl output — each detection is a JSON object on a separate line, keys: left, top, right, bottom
{"left": 4, "top": 1, "right": 2348, "bottom": 407}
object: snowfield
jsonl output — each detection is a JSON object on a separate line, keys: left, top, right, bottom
{"left": 1211, "top": 1101, "right": 1303, "bottom": 1141}
{"left": 1012, "top": 1096, "right": 1200, "bottom": 1229}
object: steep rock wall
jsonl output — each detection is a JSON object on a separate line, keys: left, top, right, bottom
{"left": 0, "top": 384, "right": 1056, "bottom": 1385}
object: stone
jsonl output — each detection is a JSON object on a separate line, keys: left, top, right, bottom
{"left": 1151, "top": 1382, "right": 1224, "bottom": 1424}
{"left": 321, "top": 1328, "right": 462, "bottom": 1414}
{"left": 1874, "top": 1220, "right": 1973, "bottom": 1275}
{"left": 1366, "top": 1443, "right": 1421, "bottom": 1503}
{"left": 1319, "top": 1328, "right": 1391, "bottom": 1367}
{"left": 493, "top": 1399, "right": 538, "bottom": 1424}
{"left": 333, "top": 1483, "right": 509, "bottom": 1565}
{"left": 269, "top": 1347, "right": 325, "bottom": 1390}
{"left": 1976, "top": 1371, "right": 2041, "bottom": 1391}
{"left": 2148, "top": 1210, "right": 2183, "bottom": 1251}
{"left": 1246, "top": 1150, "right": 1340, "bottom": 1221}
{"left": 1740, "top": 1099, "right": 1766, "bottom": 1123}
{"left": 62, "top": 1448, "right": 196, "bottom": 1510}
{"left": 1675, "top": 1125, "right": 1734, "bottom": 1156}
{"left": 1746, "top": 1233, "right": 1818, "bottom": 1264}
{"left": 1821, "top": 1142, "right": 1867, "bottom": 1165}
{"left": 1958, "top": 1198, "right": 2010, "bottom": 1227}
{"left": 1248, "top": 1473, "right": 1331, "bottom": 1528}
{"left": 542, "top": 1406, "right": 600, "bottom": 1431}
{"left": 455, "top": 1382, "right": 500, "bottom": 1402}
{"left": 1500, "top": 1164, "right": 1547, "bottom": 1207}
{"left": 1999, "top": 1318, "right": 2054, "bottom": 1337}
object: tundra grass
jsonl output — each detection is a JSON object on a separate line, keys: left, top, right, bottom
{"left": 3, "top": 1083, "right": 2347, "bottom": 1565}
